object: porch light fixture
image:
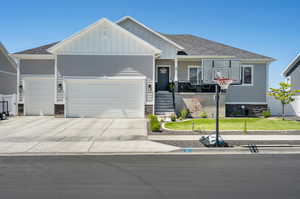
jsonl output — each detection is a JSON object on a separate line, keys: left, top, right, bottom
{"left": 19, "top": 85, "right": 23, "bottom": 91}
{"left": 148, "top": 84, "right": 152, "bottom": 92}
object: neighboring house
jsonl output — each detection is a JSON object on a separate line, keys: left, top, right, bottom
{"left": 282, "top": 53, "right": 300, "bottom": 90}
{"left": 278, "top": 54, "right": 300, "bottom": 116}
{"left": 0, "top": 42, "right": 17, "bottom": 115}
{"left": 0, "top": 42, "right": 17, "bottom": 95}
{"left": 11, "top": 16, "right": 275, "bottom": 118}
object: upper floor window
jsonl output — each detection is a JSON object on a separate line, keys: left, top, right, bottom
{"left": 188, "top": 65, "right": 201, "bottom": 85}
{"left": 241, "top": 65, "right": 253, "bottom": 85}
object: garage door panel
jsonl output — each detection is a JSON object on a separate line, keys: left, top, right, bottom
{"left": 24, "top": 78, "right": 55, "bottom": 116}
{"left": 66, "top": 79, "right": 144, "bottom": 118}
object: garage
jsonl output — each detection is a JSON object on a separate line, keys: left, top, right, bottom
{"left": 65, "top": 78, "right": 145, "bottom": 118}
{"left": 24, "top": 77, "right": 55, "bottom": 116}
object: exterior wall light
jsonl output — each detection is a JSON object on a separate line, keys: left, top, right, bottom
{"left": 148, "top": 84, "right": 152, "bottom": 92}
{"left": 58, "top": 83, "right": 63, "bottom": 91}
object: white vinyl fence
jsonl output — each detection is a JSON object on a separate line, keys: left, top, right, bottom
{"left": 0, "top": 94, "right": 17, "bottom": 116}
{"left": 267, "top": 95, "right": 300, "bottom": 117}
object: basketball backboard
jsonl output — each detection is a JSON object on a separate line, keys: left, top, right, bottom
{"left": 202, "top": 59, "right": 241, "bottom": 85}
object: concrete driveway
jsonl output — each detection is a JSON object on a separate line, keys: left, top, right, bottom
{"left": 0, "top": 117, "right": 178, "bottom": 154}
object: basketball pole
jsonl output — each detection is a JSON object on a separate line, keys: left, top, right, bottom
{"left": 215, "top": 84, "right": 220, "bottom": 147}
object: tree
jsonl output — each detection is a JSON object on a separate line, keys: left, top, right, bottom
{"left": 268, "top": 82, "right": 300, "bottom": 120}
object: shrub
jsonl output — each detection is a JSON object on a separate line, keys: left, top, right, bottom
{"left": 170, "top": 114, "right": 176, "bottom": 122}
{"left": 199, "top": 111, "right": 208, "bottom": 118}
{"left": 262, "top": 110, "right": 272, "bottom": 118}
{"left": 148, "top": 114, "right": 161, "bottom": 132}
{"left": 180, "top": 109, "right": 189, "bottom": 119}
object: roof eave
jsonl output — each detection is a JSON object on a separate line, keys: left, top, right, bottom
{"left": 10, "top": 54, "right": 55, "bottom": 60}
{"left": 282, "top": 53, "right": 300, "bottom": 77}
{"left": 116, "top": 16, "right": 185, "bottom": 50}
{"left": 0, "top": 42, "right": 17, "bottom": 69}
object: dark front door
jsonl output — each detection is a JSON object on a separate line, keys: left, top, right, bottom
{"left": 157, "top": 67, "right": 169, "bottom": 91}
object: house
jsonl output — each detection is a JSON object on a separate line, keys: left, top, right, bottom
{"left": 11, "top": 16, "right": 275, "bottom": 118}
{"left": 0, "top": 42, "right": 17, "bottom": 95}
{"left": 279, "top": 53, "right": 300, "bottom": 116}
{"left": 0, "top": 42, "right": 17, "bottom": 115}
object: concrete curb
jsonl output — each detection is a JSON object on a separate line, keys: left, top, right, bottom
{"left": 1, "top": 146, "right": 300, "bottom": 156}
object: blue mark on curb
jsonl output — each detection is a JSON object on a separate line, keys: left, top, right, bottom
{"left": 183, "top": 148, "right": 193, "bottom": 152}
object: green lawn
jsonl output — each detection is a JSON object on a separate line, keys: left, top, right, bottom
{"left": 164, "top": 118, "right": 300, "bottom": 131}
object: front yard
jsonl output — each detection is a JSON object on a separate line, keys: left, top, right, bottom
{"left": 164, "top": 118, "right": 300, "bottom": 131}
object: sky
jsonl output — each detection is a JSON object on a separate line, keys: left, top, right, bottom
{"left": 1, "top": 0, "right": 300, "bottom": 88}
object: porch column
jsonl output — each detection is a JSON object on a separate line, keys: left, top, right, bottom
{"left": 174, "top": 58, "right": 178, "bottom": 92}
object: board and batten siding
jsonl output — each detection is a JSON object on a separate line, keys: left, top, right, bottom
{"left": 118, "top": 19, "right": 178, "bottom": 59}
{"left": 57, "top": 55, "right": 154, "bottom": 104}
{"left": 53, "top": 20, "right": 157, "bottom": 56}
{"left": 0, "top": 50, "right": 16, "bottom": 74}
{"left": 226, "top": 63, "right": 267, "bottom": 103}
{"left": 0, "top": 72, "right": 17, "bottom": 95}
{"left": 290, "top": 65, "right": 300, "bottom": 91}
{"left": 177, "top": 61, "right": 202, "bottom": 82}
{"left": 0, "top": 50, "right": 17, "bottom": 95}
{"left": 20, "top": 59, "right": 55, "bottom": 75}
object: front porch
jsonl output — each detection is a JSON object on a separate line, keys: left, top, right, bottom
{"left": 154, "top": 57, "right": 223, "bottom": 116}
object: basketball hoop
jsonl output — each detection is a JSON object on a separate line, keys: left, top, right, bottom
{"left": 214, "top": 78, "right": 233, "bottom": 90}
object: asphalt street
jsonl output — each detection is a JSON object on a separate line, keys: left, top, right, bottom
{"left": 0, "top": 154, "right": 300, "bottom": 199}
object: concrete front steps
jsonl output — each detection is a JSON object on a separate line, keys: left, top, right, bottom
{"left": 155, "top": 91, "right": 175, "bottom": 116}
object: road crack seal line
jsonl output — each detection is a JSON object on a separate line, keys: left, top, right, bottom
{"left": 96, "top": 160, "right": 166, "bottom": 198}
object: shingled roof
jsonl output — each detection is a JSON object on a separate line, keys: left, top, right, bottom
{"left": 14, "top": 34, "right": 273, "bottom": 60}
{"left": 14, "top": 42, "right": 59, "bottom": 54}
{"left": 162, "top": 34, "right": 273, "bottom": 60}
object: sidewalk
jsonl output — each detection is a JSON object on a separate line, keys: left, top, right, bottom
{"left": 149, "top": 134, "right": 300, "bottom": 141}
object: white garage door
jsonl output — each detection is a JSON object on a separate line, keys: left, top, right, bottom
{"left": 65, "top": 79, "right": 145, "bottom": 118}
{"left": 24, "top": 77, "right": 54, "bottom": 116}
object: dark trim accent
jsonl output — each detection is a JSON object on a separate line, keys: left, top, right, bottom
{"left": 18, "top": 104, "right": 24, "bottom": 116}
{"left": 145, "top": 105, "right": 153, "bottom": 116}
{"left": 178, "top": 82, "right": 216, "bottom": 93}
{"left": 54, "top": 104, "right": 64, "bottom": 117}
{"left": 226, "top": 104, "right": 268, "bottom": 117}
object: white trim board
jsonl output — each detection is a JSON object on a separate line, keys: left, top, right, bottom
{"left": 63, "top": 76, "right": 146, "bottom": 80}
{"left": 0, "top": 70, "right": 17, "bottom": 76}
{"left": 116, "top": 16, "right": 184, "bottom": 50}
{"left": 282, "top": 53, "right": 300, "bottom": 77}
{"left": 11, "top": 54, "right": 55, "bottom": 60}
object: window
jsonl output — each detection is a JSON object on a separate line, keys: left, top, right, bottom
{"left": 188, "top": 66, "right": 202, "bottom": 85}
{"left": 241, "top": 65, "right": 253, "bottom": 85}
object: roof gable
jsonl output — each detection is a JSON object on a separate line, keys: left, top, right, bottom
{"left": 282, "top": 53, "right": 300, "bottom": 77}
{"left": 48, "top": 18, "right": 161, "bottom": 55}
{"left": 0, "top": 42, "right": 17, "bottom": 72}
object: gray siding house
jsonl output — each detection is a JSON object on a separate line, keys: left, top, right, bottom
{"left": 0, "top": 42, "right": 17, "bottom": 95}
{"left": 283, "top": 53, "right": 300, "bottom": 91}
{"left": 11, "top": 16, "right": 275, "bottom": 118}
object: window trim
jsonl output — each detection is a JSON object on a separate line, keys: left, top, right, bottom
{"left": 241, "top": 65, "right": 254, "bottom": 86}
{"left": 188, "top": 65, "right": 201, "bottom": 85}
